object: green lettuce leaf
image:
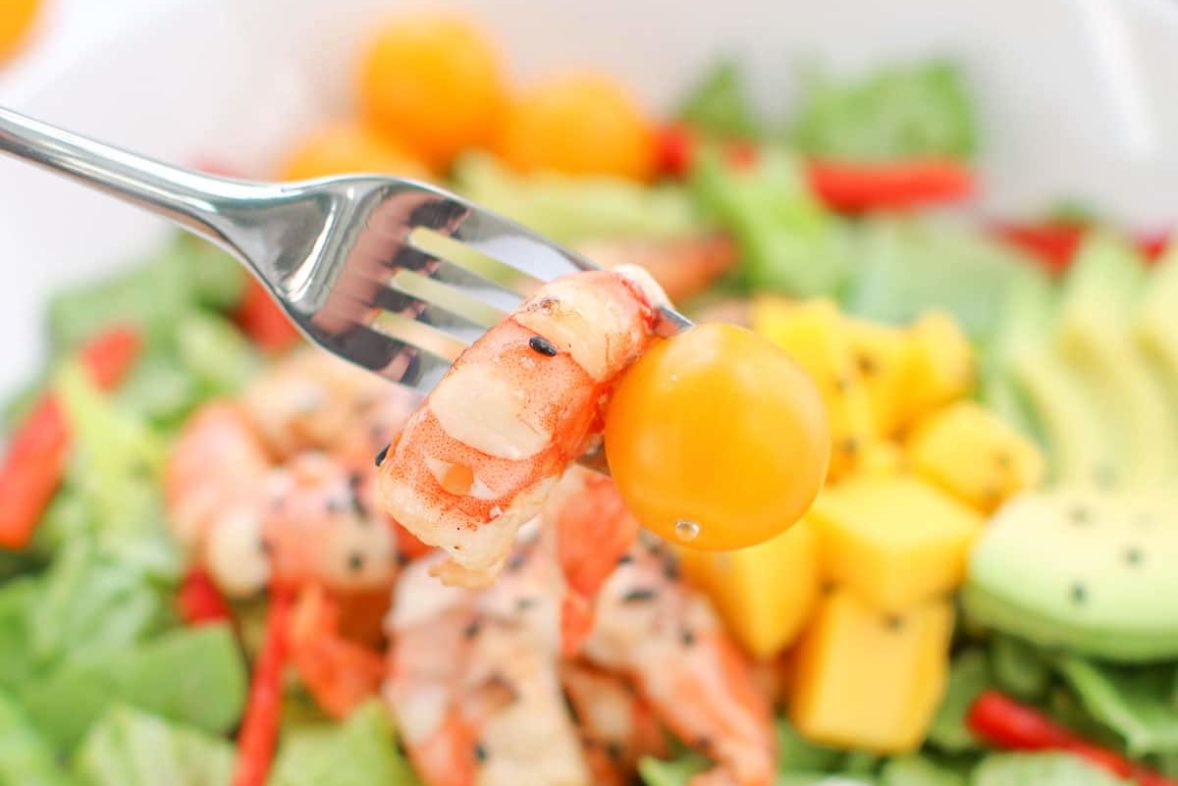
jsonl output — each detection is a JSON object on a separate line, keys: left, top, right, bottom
{"left": 676, "top": 58, "right": 762, "bottom": 139}
{"left": 928, "top": 648, "right": 992, "bottom": 752}
{"left": 790, "top": 60, "right": 975, "bottom": 162}
{"left": 0, "top": 689, "right": 73, "bottom": 786}
{"left": 73, "top": 705, "right": 233, "bottom": 786}
{"left": 989, "top": 636, "right": 1050, "bottom": 701}
{"left": 453, "top": 153, "right": 700, "bottom": 245}
{"left": 880, "top": 755, "right": 968, "bottom": 786}
{"left": 268, "top": 701, "right": 420, "bottom": 786}
{"left": 970, "top": 753, "right": 1127, "bottom": 786}
{"left": 0, "top": 577, "right": 38, "bottom": 693}
{"left": 638, "top": 755, "right": 710, "bottom": 786}
{"left": 691, "top": 146, "right": 851, "bottom": 296}
{"left": 22, "top": 625, "right": 246, "bottom": 751}
{"left": 1056, "top": 656, "right": 1178, "bottom": 756}
{"left": 777, "top": 717, "right": 846, "bottom": 772}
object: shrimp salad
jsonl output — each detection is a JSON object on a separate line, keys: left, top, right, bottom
{"left": 3, "top": 11, "right": 1178, "bottom": 786}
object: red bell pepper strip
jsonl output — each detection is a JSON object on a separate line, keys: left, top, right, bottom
{"left": 805, "top": 158, "right": 974, "bottom": 212}
{"left": 967, "top": 691, "right": 1178, "bottom": 785}
{"left": 234, "top": 279, "right": 301, "bottom": 352}
{"left": 177, "top": 569, "right": 232, "bottom": 626}
{"left": 0, "top": 327, "right": 141, "bottom": 550}
{"left": 995, "top": 224, "right": 1171, "bottom": 274}
{"left": 654, "top": 124, "right": 758, "bottom": 179}
{"left": 233, "top": 587, "right": 293, "bottom": 786}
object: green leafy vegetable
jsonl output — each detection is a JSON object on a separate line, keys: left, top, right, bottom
{"left": 73, "top": 705, "right": 234, "bottom": 786}
{"left": 175, "top": 312, "right": 259, "bottom": 398}
{"left": 453, "top": 153, "right": 700, "bottom": 244}
{"left": 0, "top": 689, "right": 72, "bottom": 786}
{"left": 970, "top": 752, "right": 1127, "bottom": 786}
{"left": 269, "top": 701, "right": 420, "bottom": 786}
{"left": 675, "top": 58, "right": 762, "bottom": 139}
{"left": 691, "top": 147, "right": 851, "bottom": 296}
{"left": 928, "top": 648, "right": 992, "bottom": 752}
{"left": 880, "top": 755, "right": 967, "bottom": 786}
{"left": 1056, "top": 656, "right": 1178, "bottom": 756}
{"left": 989, "top": 636, "right": 1050, "bottom": 701}
{"left": 777, "top": 717, "right": 846, "bottom": 772}
{"left": 30, "top": 543, "right": 168, "bottom": 673}
{"left": 22, "top": 625, "right": 246, "bottom": 751}
{"left": 791, "top": 60, "right": 975, "bottom": 162}
{"left": 845, "top": 217, "right": 1034, "bottom": 341}
{"left": 638, "top": 754, "right": 709, "bottom": 786}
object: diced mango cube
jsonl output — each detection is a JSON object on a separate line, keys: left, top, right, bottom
{"left": 679, "top": 520, "right": 821, "bottom": 660}
{"left": 855, "top": 440, "right": 908, "bottom": 478}
{"left": 810, "top": 477, "right": 984, "bottom": 610}
{"left": 844, "top": 318, "right": 915, "bottom": 439}
{"left": 753, "top": 297, "right": 876, "bottom": 480}
{"left": 907, "top": 402, "right": 1046, "bottom": 513}
{"left": 897, "top": 312, "right": 974, "bottom": 427}
{"left": 789, "top": 589, "right": 954, "bottom": 753}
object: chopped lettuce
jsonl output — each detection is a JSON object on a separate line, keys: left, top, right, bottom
{"left": 175, "top": 311, "right": 259, "bottom": 398}
{"left": 52, "top": 362, "right": 179, "bottom": 579}
{"left": 452, "top": 153, "right": 700, "bottom": 244}
{"left": 778, "top": 717, "right": 846, "bottom": 772}
{"left": 268, "top": 701, "right": 419, "bottom": 786}
{"left": 880, "top": 755, "right": 967, "bottom": 786}
{"left": 0, "top": 578, "right": 38, "bottom": 692}
{"left": 970, "top": 753, "right": 1127, "bottom": 785}
{"left": 928, "top": 649, "right": 992, "bottom": 752}
{"left": 73, "top": 705, "right": 233, "bottom": 786}
{"left": 638, "top": 755, "right": 710, "bottom": 786}
{"left": 30, "top": 543, "right": 169, "bottom": 673}
{"left": 675, "top": 58, "right": 762, "bottom": 139}
{"left": 845, "top": 218, "right": 1034, "bottom": 341}
{"left": 790, "top": 61, "right": 975, "bottom": 162}
{"left": 691, "top": 147, "right": 851, "bottom": 296}
{"left": 0, "top": 689, "right": 73, "bottom": 786}
{"left": 1056, "top": 656, "right": 1178, "bottom": 756}
{"left": 22, "top": 625, "right": 246, "bottom": 751}
{"left": 989, "top": 636, "right": 1050, "bottom": 701}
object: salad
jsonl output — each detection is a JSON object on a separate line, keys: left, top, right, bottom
{"left": 3, "top": 9, "right": 1178, "bottom": 786}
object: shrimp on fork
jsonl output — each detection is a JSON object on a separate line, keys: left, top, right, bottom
{"left": 377, "top": 266, "right": 668, "bottom": 588}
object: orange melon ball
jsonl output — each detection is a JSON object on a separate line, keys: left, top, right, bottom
{"left": 280, "top": 122, "right": 429, "bottom": 181}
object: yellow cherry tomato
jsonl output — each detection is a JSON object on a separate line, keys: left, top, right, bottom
{"left": 358, "top": 12, "right": 505, "bottom": 168}
{"left": 0, "top": 0, "right": 40, "bottom": 63}
{"left": 494, "top": 72, "right": 656, "bottom": 181}
{"left": 279, "top": 122, "right": 430, "bottom": 181}
{"left": 605, "top": 323, "right": 830, "bottom": 551}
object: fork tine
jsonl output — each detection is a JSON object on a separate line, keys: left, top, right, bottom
{"left": 388, "top": 269, "right": 509, "bottom": 329}
{"left": 446, "top": 205, "right": 596, "bottom": 281}
{"left": 370, "top": 310, "right": 467, "bottom": 364}
{"left": 409, "top": 226, "right": 545, "bottom": 298}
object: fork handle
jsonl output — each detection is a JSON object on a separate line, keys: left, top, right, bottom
{"left": 0, "top": 106, "right": 265, "bottom": 255}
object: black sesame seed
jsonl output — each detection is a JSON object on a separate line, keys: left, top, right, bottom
{"left": 681, "top": 628, "right": 696, "bottom": 647}
{"left": 841, "top": 438, "right": 860, "bottom": 456}
{"left": 348, "top": 472, "right": 363, "bottom": 489}
{"left": 395, "top": 551, "right": 411, "bottom": 567}
{"left": 506, "top": 552, "right": 528, "bottom": 573}
{"left": 327, "top": 497, "right": 348, "bottom": 514}
{"left": 885, "top": 615, "right": 905, "bottom": 632}
{"left": 351, "top": 492, "right": 368, "bottom": 518}
{"left": 259, "top": 539, "right": 273, "bottom": 555}
{"left": 1125, "top": 547, "right": 1144, "bottom": 566}
{"left": 464, "top": 619, "right": 482, "bottom": 639}
{"left": 528, "top": 335, "right": 558, "bottom": 356}
{"left": 516, "top": 597, "right": 538, "bottom": 612}
{"left": 374, "top": 444, "right": 391, "bottom": 467}
{"left": 696, "top": 737, "right": 713, "bottom": 753}
{"left": 622, "top": 588, "right": 657, "bottom": 604}
{"left": 1070, "top": 583, "right": 1087, "bottom": 605}
{"left": 348, "top": 552, "right": 365, "bottom": 573}
{"left": 563, "top": 692, "right": 581, "bottom": 724}
{"left": 617, "top": 554, "right": 635, "bottom": 566}
{"left": 473, "top": 742, "right": 488, "bottom": 763}
{"left": 606, "top": 742, "right": 624, "bottom": 762}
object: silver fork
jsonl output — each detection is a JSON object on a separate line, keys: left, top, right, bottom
{"left": 0, "top": 107, "right": 690, "bottom": 395}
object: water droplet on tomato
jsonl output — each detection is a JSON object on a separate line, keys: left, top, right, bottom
{"left": 674, "top": 519, "right": 700, "bottom": 542}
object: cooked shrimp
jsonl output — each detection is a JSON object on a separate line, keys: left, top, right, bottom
{"left": 579, "top": 538, "right": 777, "bottom": 786}
{"left": 166, "top": 404, "right": 398, "bottom": 597}
{"left": 377, "top": 266, "right": 667, "bottom": 588}
{"left": 561, "top": 662, "right": 667, "bottom": 786}
{"left": 578, "top": 234, "right": 737, "bottom": 303}
{"left": 386, "top": 541, "right": 590, "bottom": 786}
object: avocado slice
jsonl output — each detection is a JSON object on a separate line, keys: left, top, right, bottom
{"left": 1056, "top": 233, "right": 1178, "bottom": 489}
{"left": 1137, "top": 242, "right": 1178, "bottom": 395}
{"left": 963, "top": 487, "right": 1178, "bottom": 662}
{"left": 982, "top": 268, "right": 1115, "bottom": 487}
